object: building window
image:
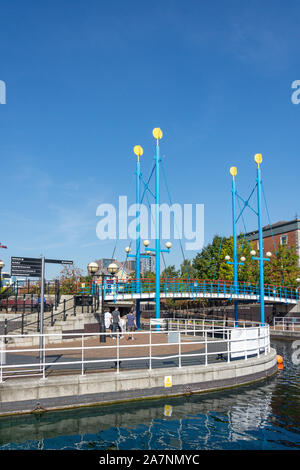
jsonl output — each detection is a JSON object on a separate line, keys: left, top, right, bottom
{"left": 280, "top": 235, "right": 288, "bottom": 246}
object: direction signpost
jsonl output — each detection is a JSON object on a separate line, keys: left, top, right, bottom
{"left": 45, "top": 259, "right": 73, "bottom": 265}
{"left": 11, "top": 256, "right": 74, "bottom": 374}
{"left": 11, "top": 257, "right": 42, "bottom": 277}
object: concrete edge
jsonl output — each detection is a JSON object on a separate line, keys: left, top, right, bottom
{"left": 270, "top": 331, "right": 300, "bottom": 341}
{"left": 0, "top": 349, "right": 277, "bottom": 417}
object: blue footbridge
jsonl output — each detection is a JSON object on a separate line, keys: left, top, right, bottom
{"left": 79, "top": 278, "right": 299, "bottom": 305}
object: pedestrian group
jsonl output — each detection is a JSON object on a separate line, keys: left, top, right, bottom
{"left": 104, "top": 307, "right": 137, "bottom": 340}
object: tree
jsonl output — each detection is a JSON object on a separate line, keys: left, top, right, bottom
{"left": 142, "top": 270, "right": 155, "bottom": 280}
{"left": 161, "top": 265, "right": 179, "bottom": 279}
{"left": 192, "top": 234, "right": 259, "bottom": 283}
{"left": 264, "top": 245, "right": 300, "bottom": 286}
{"left": 192, "top": 235, "right": 230, "bottom": 280}
{"left": 180, "top": 259, "right": 196, "bottom": 279}
{"left": 59, "top": 265, "right": 83, "bottom": 294}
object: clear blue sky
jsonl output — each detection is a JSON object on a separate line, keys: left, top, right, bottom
{"left": 1, "top": 0, "right": 300, "bottom": 278}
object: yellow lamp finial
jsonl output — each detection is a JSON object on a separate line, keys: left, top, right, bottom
{"left": 230, "top": 166, "right": 237, "bottom": 178}
{"left": 152, "top": 127, "right": 163, "bottom": 144}
{"left": 133, "top": 145, "right": 143, "bottom": 161}
{"left": 254, "top": 153, "right": 262, "bottom": 166}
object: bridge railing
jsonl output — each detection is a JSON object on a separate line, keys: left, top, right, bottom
{"left": 76, "top": 279, "right": 299, "bottom": 302}
{"left": 0, "top": 323, "right": 270, "bottom": 382}
{"left": 149, "top": 318, "right": 263, "bottom": 334}
{"left": 272, "top": 317, "right": 300, "bottom": 332}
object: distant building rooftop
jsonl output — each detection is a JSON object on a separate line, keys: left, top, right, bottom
{"left": 246, "top": 218, "right": 300, "bottom": 240}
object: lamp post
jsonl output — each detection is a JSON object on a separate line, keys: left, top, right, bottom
{"left": 0, "top": 260, "right": 4, "bottom": 292}
{"left": 88, "top": 261, "right": 103, "bottom": 341}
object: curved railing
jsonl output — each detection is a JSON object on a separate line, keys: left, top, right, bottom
{"left": 0, "top": 321, "right": 271, "bottom": 381}
{"left": 77, "top": 278, "right": 299, "bottom": 303}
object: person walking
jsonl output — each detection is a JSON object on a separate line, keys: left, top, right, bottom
{"left": 104, "top": 309, "right": 112, "bottom": 337}
{"left": 126, "top": 309, "right": 137, "bottom": 340}
{"left": 112, "top": 307, "right": 123, "bottom": 339}
{"left": 119, "top": 315, "right": 126, "bottom": 337}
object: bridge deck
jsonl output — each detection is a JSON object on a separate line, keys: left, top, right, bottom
{"left": 78, "top": 279, "right": 299, "bottom": 304}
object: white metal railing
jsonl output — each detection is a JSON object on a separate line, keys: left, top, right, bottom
{"left": 0, "top": 324, "right": 270, "bottom": 382}
{"left": 0, "top": 326, "right": 270, "bottom": 382}
{"left": 272, "top": 317, "right": 300, "bottom": 332}
{"left": 149, "top": 318, "right": 262, "bottom": 335}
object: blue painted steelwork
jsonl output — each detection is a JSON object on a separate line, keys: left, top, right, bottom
{"left": 155, "top": 138, "right": 160, "bottom": 322}
{"left": 253, "top": 161, "right": 271, "bottom": 326}
{"left": 78, "top": 279, "right": 299, "bottom": 304}
{"left": 127, "top": 148, "right": 151, "bottom": 329}
{"left": 257, "top": 164, "right": 265, "bottom": 324}
{"left": 231, "top": 175, "right": 241, "bottom": 326}
{"left": 226, "top": 171, "right": 245, "bottom": 326}
{"left": 144, "top": 134, "right": 171, "bottom": 325}
{"left": 136, "top": 156, "right": 141, "bottom": 328}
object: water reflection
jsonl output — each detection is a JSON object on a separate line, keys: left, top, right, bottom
{"left": 0, "top": 340, "right": 298, "bottom": 450}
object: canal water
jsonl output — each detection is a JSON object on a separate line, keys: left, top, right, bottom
{"left": 0, "top": 339, "right": 299, "bottom": 450}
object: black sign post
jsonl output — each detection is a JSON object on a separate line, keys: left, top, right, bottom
{"left": 11, "top": 256, "right": 74, "bottom": 375}
{"left": 11, "top": 257, "right": 42, "bottom": 278}
{"left": 45, "top": 259, "right": 73, "bottom": 265}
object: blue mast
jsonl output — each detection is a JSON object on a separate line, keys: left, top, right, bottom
{"left": 231, "top": 167, "right": 239, "bottom": 326}
{"left": 136, "top": 151, "right": 141, "bottom": 329}
{"left": 144, "top": 128, "right": 171, "bottom": 325}
{"left": 256, "top": 154, "right": 265, "bottom": 326}
{"left": 227, "top": 167, "right": 244, "bottom": 327}
{"left": 155, "top": 133, "right": 161, "bottom": 321}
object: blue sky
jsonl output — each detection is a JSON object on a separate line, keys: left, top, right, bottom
{"left": 1, "top": 0, "right": 300, "bottom": 278}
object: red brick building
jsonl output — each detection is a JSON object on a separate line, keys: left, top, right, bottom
{"left": 246, "top": 219, "right": 300, "bottom": 265}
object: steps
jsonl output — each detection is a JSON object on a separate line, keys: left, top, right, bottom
{"left": 4, "top": 307, "right": 101, "bottom": 347}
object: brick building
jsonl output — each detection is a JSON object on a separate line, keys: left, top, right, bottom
{"left": 246, "top": 219, "right": 300, "bottom": 265}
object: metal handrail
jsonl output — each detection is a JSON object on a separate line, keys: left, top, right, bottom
{"left": 0, "top": 323, "right": 270, "bottom": 382}
{"left": 0, "top": 294, "right": 96, "bottom": 337}
{"left": 77, "top": 279, "right": 299, "bottom": 303}
{"left": 272, "top": 317, "right": 300, "bottom": 331}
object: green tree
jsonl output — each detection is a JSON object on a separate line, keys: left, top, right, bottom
{"left": 180, "top": 259, "right": 196, "bottom": 279}
{"left": 264, "top": 245, "right": 300, "bottom": 286}
{"left": 161, "top": 265, "right": 179, "bottom": 279}
{"left": 143, "top": 270, "right": 155, "bottom": 280}
{"left": 192, "top": 234, "right": 258, "bottom": 283}
{"left": 193, "top": 235, "right": 230, "bottom": 280}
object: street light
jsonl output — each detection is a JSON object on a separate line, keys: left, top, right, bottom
{"left": 88, "top": 261, "right": 99, "bottom": 294}
{"left": 88, "top": 262, "right": 98, "bottom": 276}
{"left": 107, "top": 263, "right": 118, "bottom": 276}
{"left": 88, "top": 261, "right": 109, "bottom": 343}
{"left": 0, "top": 260, "right": 4, "bottom": 291}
